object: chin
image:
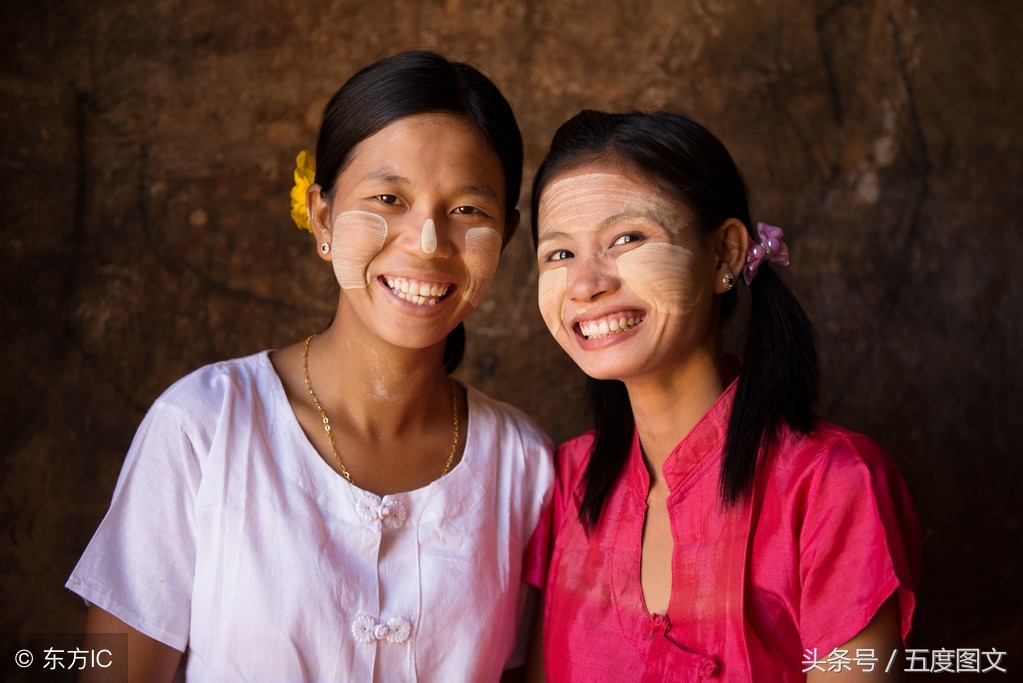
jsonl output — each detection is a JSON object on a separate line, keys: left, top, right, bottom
{"left": 377, "top": 326, "right": 455, "bottom": 352}
{"left": 568, "top": 357, "right": 632, "bottom": 383}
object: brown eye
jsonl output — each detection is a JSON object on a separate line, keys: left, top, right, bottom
{"left": 453, "top": 206, "right": 488, "bottom": 217}
{"left": 546, "top": 249, "right": 573, "bottom": 263}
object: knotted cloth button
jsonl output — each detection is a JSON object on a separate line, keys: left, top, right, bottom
{"left": 699, "top": 655, "right": 720, "bottom": 677}
{"left": 356, "top": 494, "right": 407, "bottom": 529}
{"left": 351, "top": 615, "right": 412, "bottom": 644}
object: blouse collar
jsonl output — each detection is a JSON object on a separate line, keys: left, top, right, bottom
{"left": 629, "top": 355, "right": 743, "bottom": 494}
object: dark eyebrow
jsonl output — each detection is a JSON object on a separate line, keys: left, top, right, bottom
{"left": 362, "top": 172, "right": 500, "bottom": 204}
{"left": 459, "top": 184, "right": 501, "bottom": 203}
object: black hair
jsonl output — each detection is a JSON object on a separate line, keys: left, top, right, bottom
{"left": 316, "top": 49, "right": 523, "bottom": 373}
{"left": 530, "top": 110, "right": 819, "bottom": 529}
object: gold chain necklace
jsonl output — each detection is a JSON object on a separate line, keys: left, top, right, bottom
{"left": 302, "top": 335, "right": 459, "bottom": 486}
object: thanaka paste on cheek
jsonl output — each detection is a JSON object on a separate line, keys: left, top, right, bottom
{"left": 537, "top": 267, "right": 571, "bottom": 346}
{"left": 616, "top": 242, "right": 702, "bottom": 315}
{"left": 330, "top": 211, "right": 388, "bottom": 289}
{"left": 461, "top": 226, "right": 502, "bottom": 307}
{"left": 421, "top": 218, "right": 437, "bottom": 254}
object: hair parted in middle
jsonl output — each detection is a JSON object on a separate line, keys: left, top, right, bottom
{"left": 313, "top": 49, "right": 524, "bottom": 373}
{"left": 531, "top": 110, "right": 819, "bottom": 528}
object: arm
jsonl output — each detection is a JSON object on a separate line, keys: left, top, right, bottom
{"left": 80, "top": 605, "right": 183, "bottom": 683}
{"left": 502, "top": 585, "right": 547, "bottom": 683}
{"left": 798, "top": 435, "right": 920, "bottom": 681}
{"left": 807, "top": 596, "right": 903, "bottom": 682}
{"left": 520, "top": 591, "right": 547, "bottom": 683}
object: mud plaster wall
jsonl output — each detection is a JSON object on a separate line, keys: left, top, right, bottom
{"left": 2, "top": 0, "right": 1020, "bottom": 668}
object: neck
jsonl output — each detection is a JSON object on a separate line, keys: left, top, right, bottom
{"left": 625, "top": 346, "right": 728, "bottom": 478}
{"left": 308, "top": 319, "right": 452, "bottom": 436}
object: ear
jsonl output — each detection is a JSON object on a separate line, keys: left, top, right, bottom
{"left": 500, "top": 209, "right": 521, "bottom": 250}
{"left": 713, "top": 218, "right": 749, "bottom": 293}
{"left": 307, "top": 183, "right": 332, "bottom": 262}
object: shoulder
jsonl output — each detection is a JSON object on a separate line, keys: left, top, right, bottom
{"left": 161, "top": 350, "right": 274, "bottom": 396}
{"left": 767, "top": 418, "right": 920, "bottom": 562}
{"left": 463, "top": 386, "right": 555, "bottom": 501}
{"left": 139, "top": 351, "right": 277, "bottom": 445}
{"left": 557, "top": 431, "right": 596, "bottom": 461}
{"left": 554, "top": 431, "right": 597, "bottom": 489}
{"left": 772, "top": 419, "right": 900, "bottom": 487}
{"left": 156, "top": 351, "right": 274, "bottom": 412}
{"left": 462, "top": 386, "right": 556, "bottom": 519}
{"left": 760, "top": 419, "right": 920, "bottom": 547}
{"left": 466, "top": 385, "right": 553, "bottom": 453}
{"left": 770, "top": 421, "right": 922, "bottom": 652}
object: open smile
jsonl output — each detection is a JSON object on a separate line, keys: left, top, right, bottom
{"left": 383, "top": 275, "right": 454, "bottom": 306}
{"left": 576, "top": 312, "right": 645, "bottom": 340}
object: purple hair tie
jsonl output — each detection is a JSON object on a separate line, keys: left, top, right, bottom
{"left": 743, "top": 222, "right": 790, "bottom": 284}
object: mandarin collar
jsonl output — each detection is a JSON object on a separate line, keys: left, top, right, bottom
{"left": 629, "top": 355, "right": 743, "bottom": 494}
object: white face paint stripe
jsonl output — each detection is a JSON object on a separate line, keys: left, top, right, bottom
{"left": 461, "top": 226, "right": 502, "bottom": 307}
{"left": 616, "top": 242, "right": 701, "bottom": 315}
{"left": 331, "top": 211, "right": 388, "bottom": 289}
{"left": 421, "top": 218, "right": 437, "bottom": 254}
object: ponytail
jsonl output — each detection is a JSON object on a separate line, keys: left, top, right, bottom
{"left": 580, "top": 379, "right": 634, "bottom": 529}
{"left": 721, "top": 264, "right": 818, "bottom": 505}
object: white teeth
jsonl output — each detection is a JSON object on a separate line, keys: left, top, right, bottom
{"left": 579, "top": 315, "right": 644, "bottom": 339}
{"left": 384, "top": 277, "right": 451, "bottom": 305}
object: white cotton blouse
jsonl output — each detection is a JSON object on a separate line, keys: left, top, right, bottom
{"left": 67, "top": 352, "right": 555, "bottom": 682}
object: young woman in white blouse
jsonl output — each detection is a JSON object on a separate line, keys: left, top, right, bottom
{"left": 69, "top": 49, "right": 554, "bottom": 682}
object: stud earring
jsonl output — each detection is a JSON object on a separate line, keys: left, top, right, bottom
{"left": 722, "top": 272, "right": 735, "bottom": 290}
{"left": 320, "top": 242, "right": 330, "bottom": 254}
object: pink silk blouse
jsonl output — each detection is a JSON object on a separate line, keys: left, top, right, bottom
{"left": 543, "top": 379, "right": 921, "bottom": 681}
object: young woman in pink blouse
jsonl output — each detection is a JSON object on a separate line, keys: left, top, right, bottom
{"left": 529, "top": 110, "right": 921, "bottom": 681}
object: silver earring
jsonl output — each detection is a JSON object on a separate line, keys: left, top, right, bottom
{"left": 722, "top": 272, "right": 735, "bottom": 290}
{"left": 320, "top": 242, "right": 330, "bottom": 254}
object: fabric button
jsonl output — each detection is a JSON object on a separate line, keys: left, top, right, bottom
{"left": 355, "top": 494, "right": 407, "bottom": 529}
{"left": 650, "top": 612, "right": 670, "bottom": 635}
{"left": 700, "top": 655, "right": 720, "bottom": 677}
{"left": 351, "top": 615, "right": 412, "bottom": 644}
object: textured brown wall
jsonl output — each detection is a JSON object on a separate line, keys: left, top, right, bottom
{"left": 2, "top": 0, "right": 1021, "bottom": 668}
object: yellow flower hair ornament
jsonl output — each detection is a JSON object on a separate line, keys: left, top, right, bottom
{"left": 290, "top": 150, "right": 316, "bottom": 233}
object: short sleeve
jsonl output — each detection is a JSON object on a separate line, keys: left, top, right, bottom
{"left": 522, "top": 499, "right": 553, "bottom": 589}
{"left": 507, "top": 441, "right": 555, "bottom": 670}
{"left": 65, "top": 396, "right": 204, "bottom": 652}
{"left": 550, "top": 434, "right": 593, "bottom": 539}
{"left": 515, "top": 417, "right": 556, "bottom": 590}
{"left": 797, "top": 433, "right": 921, "bottom": 653}
{"left": 511, "top": 500, "right": 551, "bottom": 667}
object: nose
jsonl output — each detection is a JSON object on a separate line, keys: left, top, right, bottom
{"left": 420, "top": 218, "right": 438, "bottom": 254}
{"left": 567, "top": 254, "right": 619, "bottom": 302}
{"left": 402, "top": 212, "right": 454, "bottom": 259}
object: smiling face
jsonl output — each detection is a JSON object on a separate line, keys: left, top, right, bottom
{"left": 313, "top": 112, "right": 509, "bottom": 352}
{"left": 535, "top": 165, "right": 720, "bottom": 382}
